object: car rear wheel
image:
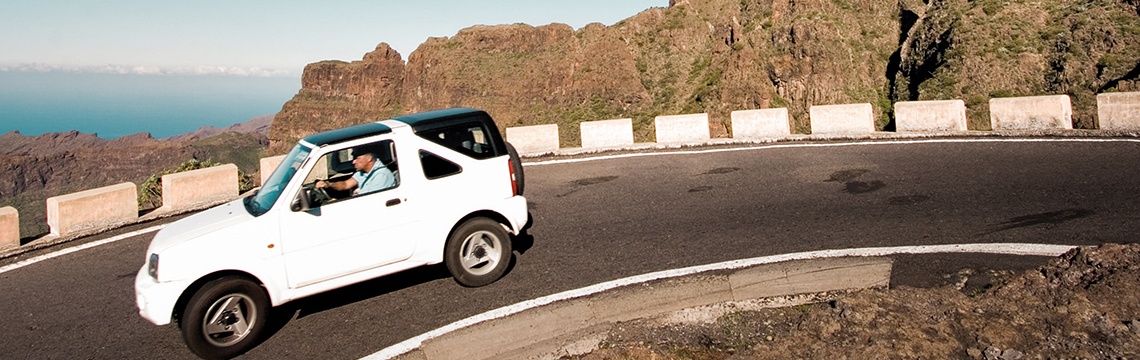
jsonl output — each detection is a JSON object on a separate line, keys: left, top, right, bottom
{"left": 445, "top": 218, "right": 513, "bottom": 287}
{"left": 180, "top": 276, "right": 268, "bottom": 360}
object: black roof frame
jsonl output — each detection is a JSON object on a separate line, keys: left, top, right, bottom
{"left": 302, "top": 122, "right": 392, "bottom": 148}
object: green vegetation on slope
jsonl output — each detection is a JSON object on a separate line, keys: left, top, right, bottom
{"left": 271, "top": 0, "right": 1140, "bottom": 149}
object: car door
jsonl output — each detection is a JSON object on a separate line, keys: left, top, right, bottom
{"left": 278, "top": 138, "right": 420, "bottom": 289}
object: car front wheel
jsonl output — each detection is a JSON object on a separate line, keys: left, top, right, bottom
{"left": 445, "top": 218, "right": 513, "bottom": 287}
{"left": 180, "top": 276, "right": 269, "bottom": 360}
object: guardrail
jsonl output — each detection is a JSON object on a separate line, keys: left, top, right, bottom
{"left": 655, "top": 113, "right": 711, "bottom": 143}
{"left": 1098, "top": 92, "right": 1140, "bottom": 130}
{"left": 731, "top": 108, "right": 791, "bottom": 139}
{"left": 2, "top": 92, "right": 1139, "bottom": 249}
{"left": 2, "top": 164, "right": 246, "bottom": 250}
{"left": 990, "top": 95, "right": 1073, "bottom": 130}
{"left": 894, "top": 100, "right": 967, "bottom": 132}
{"left": 580, "top": 118, "right": 634, "bottom": 148}
{"left": 0, "top": 207, "right": 17, "bottom": 250}
{"left": 809, "top": 103, "right": 875, "bottom": 135}
{"left": 158, "top": 164, "right": 238, "bottom": 212}
{"left": 46, "top": 182, "right": 138, "bottom": 237}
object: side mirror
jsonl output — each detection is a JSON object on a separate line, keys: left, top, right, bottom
{"left": 291, "top": 190, "right": 312, "bottom": 212}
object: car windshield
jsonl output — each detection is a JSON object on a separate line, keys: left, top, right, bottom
{"left": 244, "top": 144, "right": 311, "bottom": 216}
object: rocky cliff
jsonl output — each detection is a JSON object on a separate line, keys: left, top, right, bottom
{"left": 1, "top": 119, "right": 271, "bottom": 237}
{"left": 270, "top": 0, "right": 1140, "bottom": 153}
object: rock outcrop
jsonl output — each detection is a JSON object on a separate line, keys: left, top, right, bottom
{"left": 1, "top": 118, "right": 271, "bottom": 237}
{"left": 166, "top": 114, "right": 274, "bottom": 142}
{"left": 270, "top": 0, "right": 1140, "bottom": 153}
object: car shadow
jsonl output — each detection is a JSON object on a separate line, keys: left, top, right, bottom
{"left": 244, "top": 264, "right": 448, "bottom": 354}
{"left": 257, "top": 227, "right": 537, "bottom": 343}
{"left": 289, "top": 265, "right": 451, "bottom": 318}
{"left": 514, "top": 227, "right": 535, "bottom": 255}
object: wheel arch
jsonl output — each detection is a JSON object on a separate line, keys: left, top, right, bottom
{"left": 449, "top": 210, "right": 515, "bottom": 239}
{"left": 171, "top": 270, "right": 268, "bottom": 325}
{"left": 434, "top": 210, "right": 516, "bottom": 262}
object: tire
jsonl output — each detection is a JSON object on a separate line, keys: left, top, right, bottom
{"left": 505, "top": 142, "right": 525, "bottom": 196}
{"left": 445, "top": 218, "right": 513, "bottom": 287}
{"left": 180, "top": 276, "right": 269, "bottom": 360}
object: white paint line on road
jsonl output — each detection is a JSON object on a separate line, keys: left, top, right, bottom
{"left": 0, "top": 137, "right": 1120, "bottom": 357}
{"left": 364, "top": 243, "right": 1077, "bottom": 360}
{"left": 523, "top": 138, "right": 1140, "bottom": 166}
{"left": 3, "top": 137, "right": 1128, "bottom": 269}
{"left": 0, "top": 224, "right": 166, "bottom": 275}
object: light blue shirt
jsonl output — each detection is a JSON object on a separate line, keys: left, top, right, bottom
{"left": 352, "top": 164, "right": 396, "bottom": 194}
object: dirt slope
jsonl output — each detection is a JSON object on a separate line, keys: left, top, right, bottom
{"left": 572, "top": 244, "right": 1140, "bottom": 359}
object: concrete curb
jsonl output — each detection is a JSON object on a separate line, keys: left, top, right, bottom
{"left": 371, "top": 243, "right": 1076, "bottom": 360}
{"left": 388, "top": 257, "right": 893, "bottom": 360}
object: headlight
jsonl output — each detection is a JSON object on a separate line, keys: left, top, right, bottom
{"left": 147, "top": 253, "right": 159, "bottom": 280}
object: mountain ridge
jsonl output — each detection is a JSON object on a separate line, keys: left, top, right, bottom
{"left": 1, "top": 115, "right": 273, "bottom": 237}
{"left": 268, "top": 0, "right": 1140, "bottom": 154}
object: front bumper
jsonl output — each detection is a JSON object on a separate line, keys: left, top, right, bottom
{"left": 134, "top": 267, "right": 192, "bottom": 326}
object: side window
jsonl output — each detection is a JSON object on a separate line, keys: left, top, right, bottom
{"left": 299, "top": 139, "right": 400, "bottom": 206}
{"left": 420, "top": 150, "right": 462, "bottom": 179}
{"left": 352, "top": 140, "right": 399, "bottom": 195}
{"left": 418, "top": 121, "right": 496, "bottom": 159}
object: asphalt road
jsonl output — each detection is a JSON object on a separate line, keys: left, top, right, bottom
{"left": 1, "top": 139, "right": 1137, "bottom": 359}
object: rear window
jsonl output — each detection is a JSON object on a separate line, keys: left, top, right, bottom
{"left": 417, "top": 121, "right": 497, "bottom": 160}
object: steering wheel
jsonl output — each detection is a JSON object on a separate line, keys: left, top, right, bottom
{"left": 307, "top": 182, "right": 333, "bottom": 205}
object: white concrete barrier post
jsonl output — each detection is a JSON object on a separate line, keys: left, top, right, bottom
{"left": 46, "top": 182, "right": 138, "bottom": 237}
{"left": 1, "top": 206, "right": 18, "bottom": 248}
{"left": 894, "top": 100, "right": 967, "bottom": 132}
{"left": 990, "top": 95, "right": 1073, "bottom": 130}
{"left": 161, "top": 164, "right": 239, "bottom": 212}
{"left": 506, "top": 124, "right": 560, "bottom": 156}
{"left": 809, "top": 103, "right": 875, "bottom": 135}
{"left": 1097, "top": 92, "right": 1140, "bottom": 131}
{"left": 731, "top": 108, "right": 791, "bottom": 139}
{"left": 580, "top": 118, "right": 634, "bottom": 148}
{"left": 655, "top": 113, "right": 710, "bottom": 144}
{"left": 260, "top": 155, "right": 287, "bottom": 186}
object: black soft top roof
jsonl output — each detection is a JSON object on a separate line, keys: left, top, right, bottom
{"left": 302, "top": 122, "right": 391, "bottom": 147}
{"left": 393, "top": 108, "right": 498, "bottom": 133}
{"left": 301, "top": 108, "right": 502, "bottom": 148}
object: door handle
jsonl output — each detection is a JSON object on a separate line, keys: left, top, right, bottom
{"left": 386, "top": 198, "right": 402, "bottom": 207}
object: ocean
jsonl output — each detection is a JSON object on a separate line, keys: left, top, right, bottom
{"left": 0, "top": 72, "right": 300, "bottom": 139}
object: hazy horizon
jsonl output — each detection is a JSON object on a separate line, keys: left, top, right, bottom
{"left": 2, "top": 1, "right": 664, "bottom": 75}
{"left": 0, "top": 71, "right": 299, "bottom": 139}
{"left": 0, "top": 1, "right": 665, "bottom": 140}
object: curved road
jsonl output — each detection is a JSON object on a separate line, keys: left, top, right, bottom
{"left": 1, "top": 139, "right": 1138, "bottom": 359}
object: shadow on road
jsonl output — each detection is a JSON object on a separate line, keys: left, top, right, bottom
{"left": 255, "top": 228, "right": 538, "bottom": 344}
{"left": 985, "top": 208, "right": 1095, "bottom": 234}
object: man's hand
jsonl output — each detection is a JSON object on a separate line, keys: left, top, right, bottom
{"left": 315, "top": 178, "right": 357, "bottom": 192}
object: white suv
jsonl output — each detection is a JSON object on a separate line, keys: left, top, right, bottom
{"left": 134, "top": 108, "right": 529, "bottom": 359}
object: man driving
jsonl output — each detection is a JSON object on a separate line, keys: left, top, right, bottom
{"left": 315, "top": 144, "right": 397, "bottom": 195}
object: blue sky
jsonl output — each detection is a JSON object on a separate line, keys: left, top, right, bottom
{"left": 1, "top": 1, "right": 666, "bottom": 77}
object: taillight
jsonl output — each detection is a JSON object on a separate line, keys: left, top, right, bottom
{"left": 508, "top": 159, "right": 518, "bottom": 196}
